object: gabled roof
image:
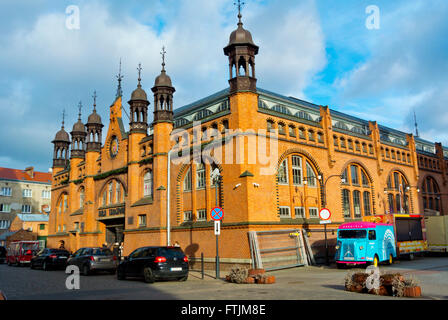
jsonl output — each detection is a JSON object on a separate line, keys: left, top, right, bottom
{"left": 0, "top": 167, "right": 52, "bottom": 184}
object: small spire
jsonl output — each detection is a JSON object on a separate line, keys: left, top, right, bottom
{"left": 62, "top": 109, "right": 66, "bottom": 129}
{"left": 116, "top": 58, "right": 123, "bottom": 98}
{"left": 92, "top": 90, "right": 97, "bottom": 112}
{"left": 414, "top": 109, "right": 420, "bottom": 138}
{"left": 137, "top": 63, "right": 142, "bottom": 88}
{"left": 161, "top": 46, "right": 166, "bottom": 72}
{"left": 78, "top": 101, "right": 83, "bottom": 120}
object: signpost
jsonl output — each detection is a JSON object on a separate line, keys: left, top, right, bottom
{"left": 319, "top": 208, "right": 332, "bottom": 266}
{"left": 210, "top": 207, "right": 224, "bottom": 279}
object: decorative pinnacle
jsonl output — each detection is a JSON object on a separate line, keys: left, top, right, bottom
{"left": 234, "top": 0, "right": 245, "bottom": 24}
{"left": 78, "top": 101, "right": 83, "bottom": 120}
{"left": 161, "top": 46, "right": 166, "bottom": 72}
{"left": 116, "top": 58, "right": 123, "bottom": 98}
{"left": 92, "top": 90, "right": 97, "bottom": 112}
{"left": 137, "top": 63, "right": 142, "bottom": 88}
{"left": 62, "top": 109, "right": 66, "bottom": 129}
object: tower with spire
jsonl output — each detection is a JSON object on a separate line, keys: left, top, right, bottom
{"left": 70, "top": 102, "right": 87, "bottom": 159}
{"left": 152, "top": 47, "right": 175, "bottom": 122}
{"left": 224, "top": 0, "right": 259, "bottom": 94}
{"left": 128, "top": 63, "right": 150, "bottom": 134}
{"left": 86, "top": 91, "right": 104, "bottom": 153}
{"left": 52, "top": 110, "right": 71, "bottom": 170}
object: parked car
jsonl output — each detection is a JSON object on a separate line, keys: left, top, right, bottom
{"left": 0, "top": 246, "right": 6, "bottom": 264}
{"left": 30, "top": 248, "right": 70, "bottom": 270}
{"left": 67, "top": 247, "right": 116, "bottom": 275}
{"left": 117, "top": 246, "right": 189, "bottom": 283}
{"left": 6, "top": 241, "right": 40, "bottom": 266}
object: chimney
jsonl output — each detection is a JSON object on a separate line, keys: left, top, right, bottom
{"left": 25, "top": 167, "right": 34, "bottom": 179}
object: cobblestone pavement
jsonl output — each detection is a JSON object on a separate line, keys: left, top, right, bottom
{"left": 0, "top": 256, "right": 447, "bottom": 300}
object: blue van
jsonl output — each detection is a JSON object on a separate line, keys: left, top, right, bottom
{"left": 335, "top": 222, "right": 397, "bottom": 268}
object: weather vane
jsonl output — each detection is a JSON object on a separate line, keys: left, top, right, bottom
{"left": 161, "top": 46, "right": 166, "bottom": 71}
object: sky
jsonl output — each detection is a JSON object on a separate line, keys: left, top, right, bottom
{"left": 0, "top": 0, "right": 447, "bottom": 172}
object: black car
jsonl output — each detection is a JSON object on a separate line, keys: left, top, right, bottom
{"left": 30, "top": 248, "right": 70, "bottom": 270}
{"left": 117, "top": 246, "right": 189, "bottom": 283}
{"left": 0, "top": 246, "right": 6, "bottom": 264}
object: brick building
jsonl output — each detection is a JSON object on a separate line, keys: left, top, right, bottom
{"left": 47, "top": 11, "right": 448, "bottom": 266}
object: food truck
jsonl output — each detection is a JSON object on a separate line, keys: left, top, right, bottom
{"left": 335, "top": 222, "right": 397, "bottom": 268}
{"left": 335, "top": 214, "right": 427, "bottom": 267}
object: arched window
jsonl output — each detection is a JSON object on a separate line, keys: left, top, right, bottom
{"left": 108, "top": 182, "right": 113, "bottom": 204}
{"left": 116, "top": 181, "right": 123, "bottom": 203}
{"left": 196, "top": 163, "right": 206, "bottom": 189}
{"left": 386, "top": 171, "right": 410, "bottom": 213}
{"left": 422, "top": 176, "right": 441, "bottom": 213}
{"left": 183, "top": 168, "right": 192, "bottom": 192}
{"left": 341, "top": 164, "right": 373, "bottom": 218}
{"left": 277, "top": 154, "right": 320, "bottom": 219}
{"left": 144, "top": 170, "right": 153, "bottom": 198}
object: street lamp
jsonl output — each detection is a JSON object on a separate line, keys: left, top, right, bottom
{"left": 211, "top": 167, "right": 221, "bottom": 279}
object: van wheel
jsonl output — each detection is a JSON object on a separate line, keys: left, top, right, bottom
{"left": 143, "top": 267, "right": 155, "bottom": 283}
{"left": 373, "top": 255, "right": 379, "bottom": 268}
{"left": 388, "top": 254, "right": 394, "bottom": 265}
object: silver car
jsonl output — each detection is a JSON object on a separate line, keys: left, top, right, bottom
{"left": 67, "top": 247, "right": 117, "bottom": 275}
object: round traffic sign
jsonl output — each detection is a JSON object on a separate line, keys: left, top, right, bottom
{"left": 319, "top": 208, "right": 331, "bottom": 220}
{"left": 210, "top": 207, "right": 224, "bottom": 221}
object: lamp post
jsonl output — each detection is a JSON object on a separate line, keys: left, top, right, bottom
{"left": 211, "top": 168, "right": 221, "bottom": 279}
{"left": 319, "top": 174, "right": 345, "bottom": 266}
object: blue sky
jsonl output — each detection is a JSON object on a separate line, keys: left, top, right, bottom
{"left": 0, "top": 0, "right": 447, "bottom": 172}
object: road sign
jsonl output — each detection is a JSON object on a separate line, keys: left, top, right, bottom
{"left": 320, "top": 220, "right": 332, "bottom": 224}
{"left": 214, "top": 220, "right": 221, "bottom": 235}
{"left": 319, "top": 208, "right": 331, "bottom": 221}
{"left": 210, "top": 207, "right": 224, "bottom": 221}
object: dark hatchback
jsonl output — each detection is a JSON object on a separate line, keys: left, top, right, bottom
{"left": 0, "top": 246, "right": 6, "bottom": 264}
{"left": 30, "top": 248, "right": 70, "bottom": 270}
{"left": 117, "top": 246, "right": 189, "bottom": 283}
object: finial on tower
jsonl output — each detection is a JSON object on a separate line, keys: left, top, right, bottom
{"left": 161, "top": 46, "right": 166, "bottom": 72}
{"left": 234, "top": 0, "right": 245, "bottom": 24}
{"left": 78, "top": 101, "right": 83, "bottom": 120}
{"left": 137, "top": 63, "right": 142, "bottom": 87}
{"left": 92, "top": 90, "right": 97, "bottom": 111}
{"left": 116, "top": 58, "right": 124, "bottom": 98}
{"left": 62, "top": 109, "right": 66, "bottom": 129}
{"left": 414, "top": 109, "right": 420, "bottom": 138}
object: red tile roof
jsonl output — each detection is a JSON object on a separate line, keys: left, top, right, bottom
{"left": 0, "top": 167, "right": 52, "bottom": 184}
